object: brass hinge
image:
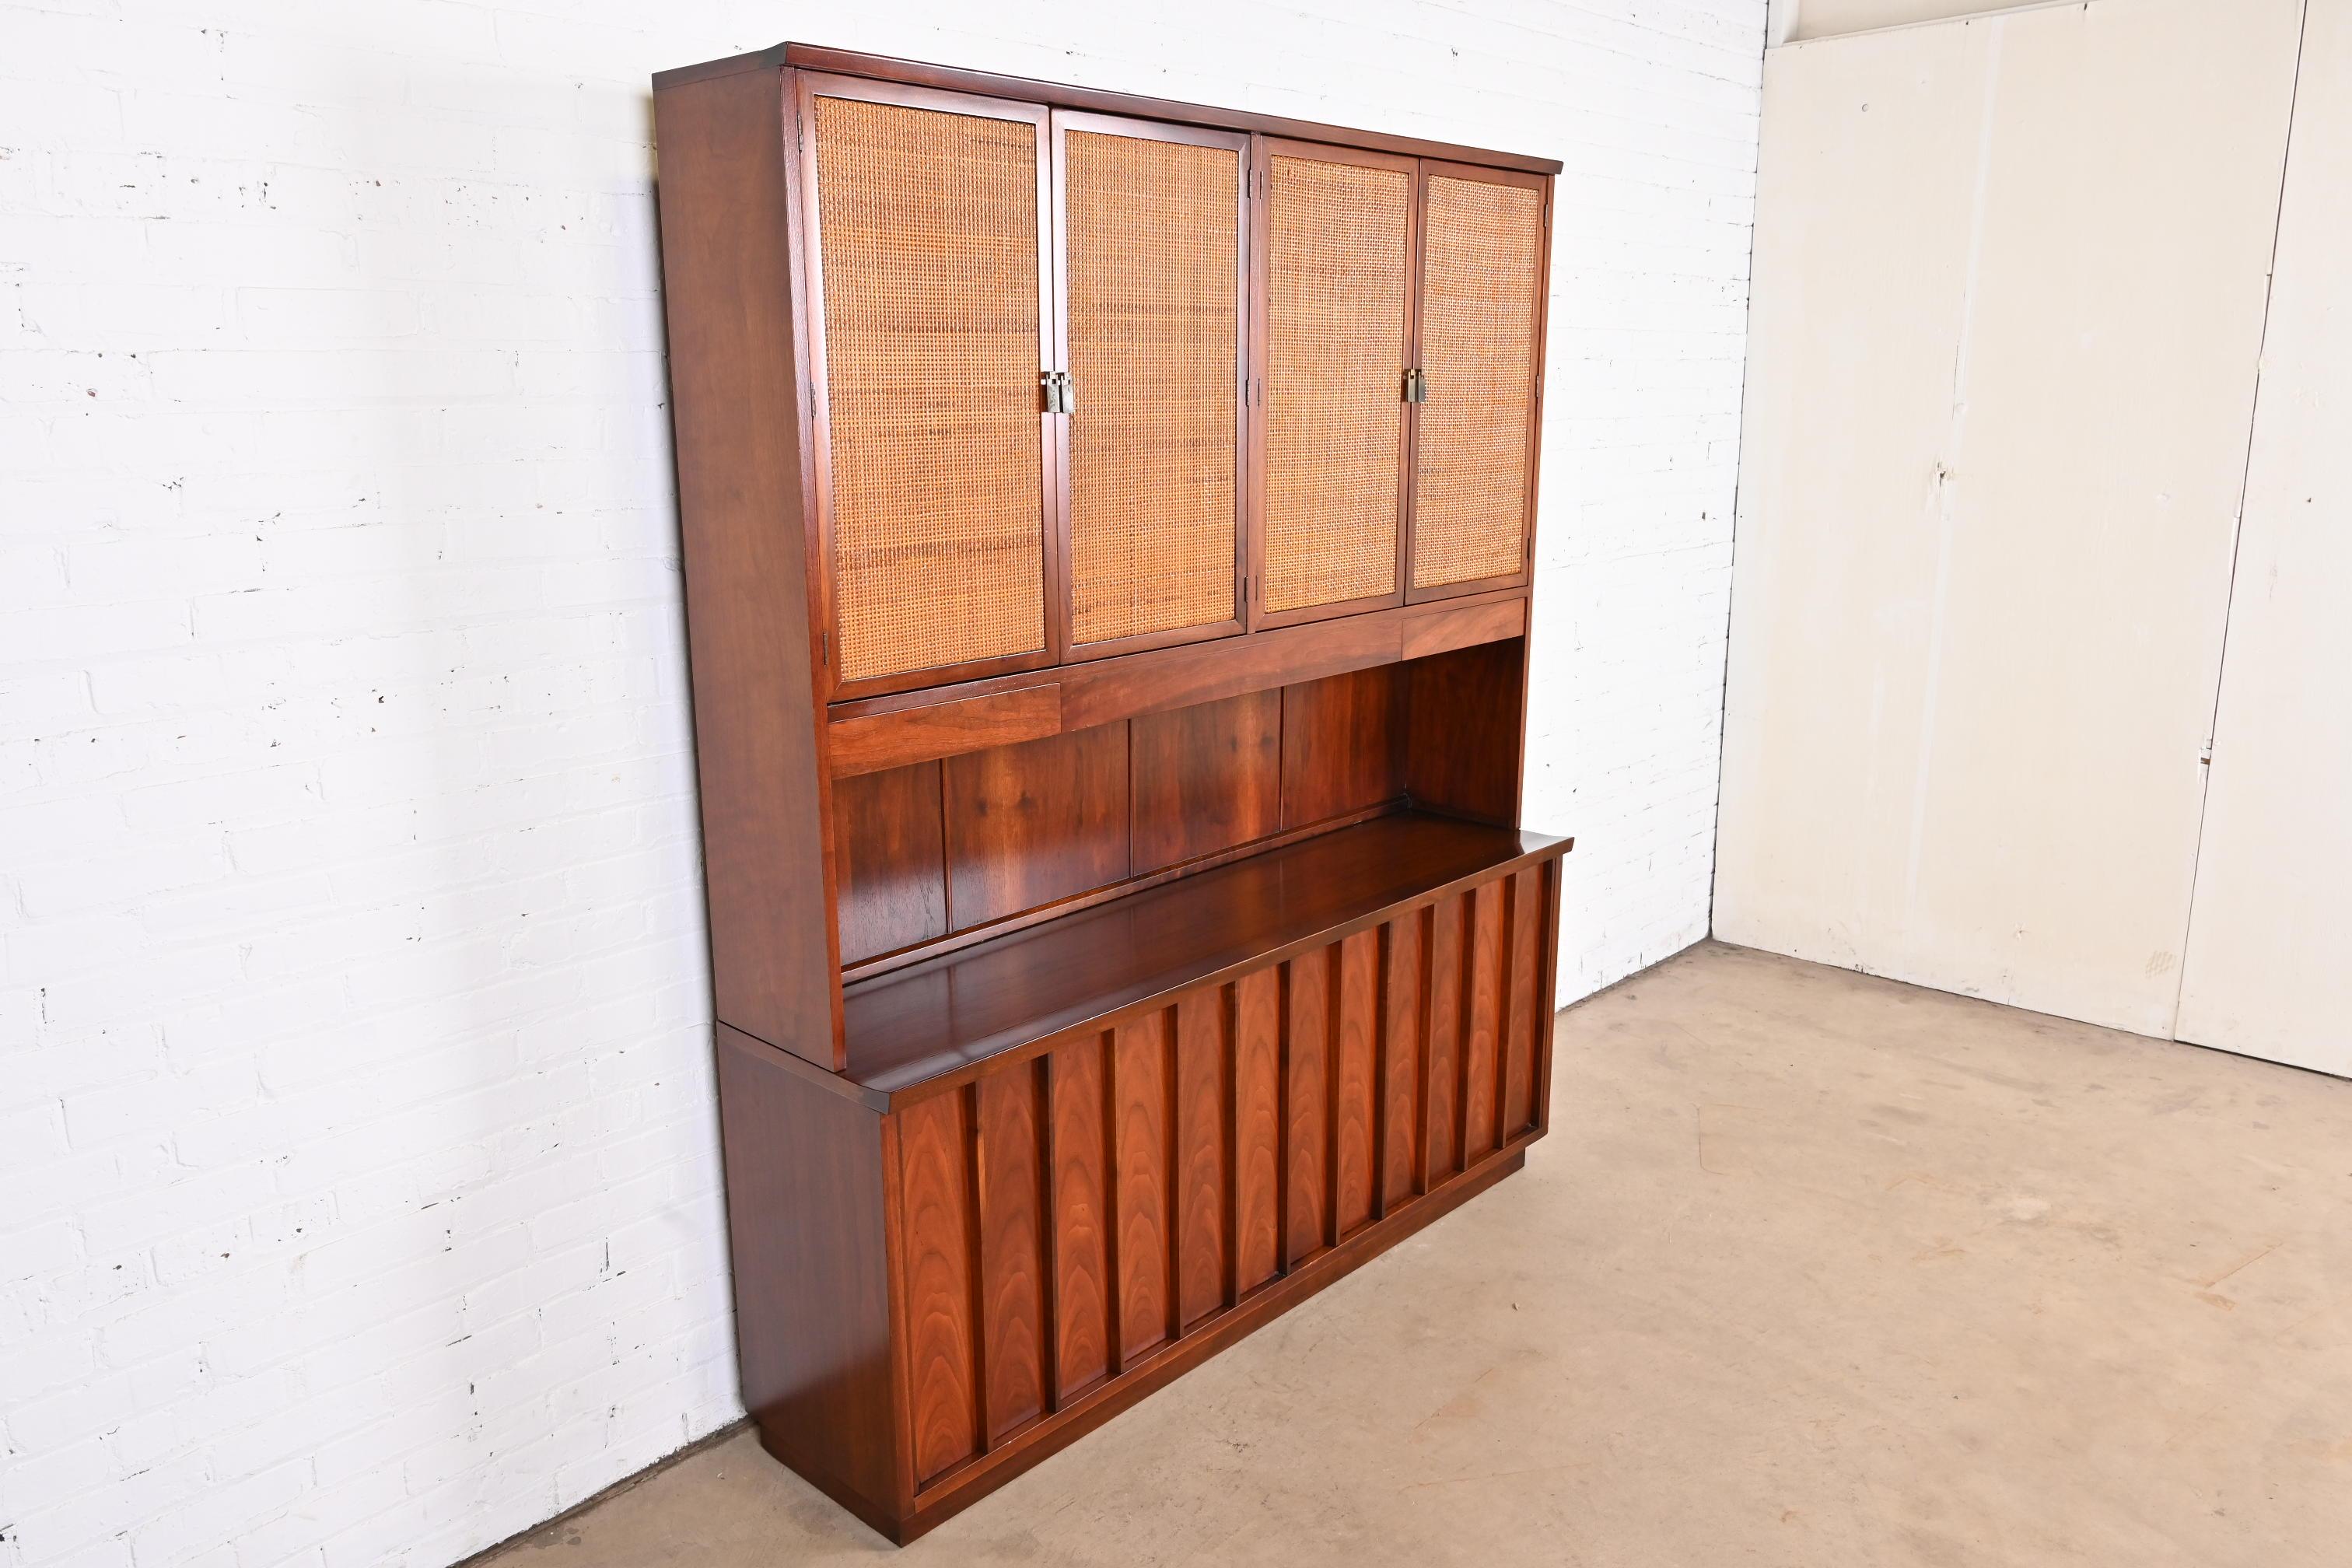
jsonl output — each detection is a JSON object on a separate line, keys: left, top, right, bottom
{"left": 1402, "top": 367, "right": 1427, "bottom": 404}
{"left": 820, "top": 631, "right": 830, "bottom": 667}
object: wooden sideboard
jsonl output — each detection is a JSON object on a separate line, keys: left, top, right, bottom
{"left": 651, "top": 41, "right": 1569, "bottom": 1545}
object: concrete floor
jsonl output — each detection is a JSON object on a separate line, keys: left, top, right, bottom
{"left": 485, "top": 941, "right": 2352, "bottom": 1566}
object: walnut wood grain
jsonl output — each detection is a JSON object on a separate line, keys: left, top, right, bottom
{"left": 943, "top": 724, "right": 1131, "bottom": 931}
{"left": 895, "top": 1090, "right": 979, "bottom": 1484}
{"left": 653, "top": 68, "right": 841, "bottom": 1069}
{"left": 973, "top": 1068, "right": 1049, "bottom": 1441}
{"left": 1129, "top": 690, "right": 1281, "bottom": 875}
{"left": 1330, "top": 930, "right": 1379, "bottom": 1239}
{"left": 1280, "top": 667, "right": 1403, "bottom": 828}
{"left": 845, "top": 812, "right": 1567, "bottom": 1099}
{"left": 833, "top": 763, "right": 947, "bottom": 965}
{"left": 831, "top": 685, "right": 1063, "bottom": 778}
{"left": 1173, "top": 991, "right": 1229, "bottom": 1328}
{"left": 1378, "top": 912, "right": 1423, "bottom": 1212}
{"left": 1283, "top": 943, "right": 1331, "bottom": 1266}
{"left": 1230, "top": 969, "right": 1283, "bottom": 1297}
{"left": 1111, "top": 1012, "right": 1172, "bottom": 1366}
{"left": 1046, "top": 1038, "right": 1112, "bottom": 1398}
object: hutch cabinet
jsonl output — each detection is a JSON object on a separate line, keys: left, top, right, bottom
{"left": 652, "top": 42, "right": 1568, "bottom": 1545}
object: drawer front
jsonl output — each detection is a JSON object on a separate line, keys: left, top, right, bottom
{"left": 884, "top": 856, "right": 1558, "bottom": 1491}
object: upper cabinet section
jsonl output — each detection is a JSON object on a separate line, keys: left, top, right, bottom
{"left": 1409, "top": 166, "right": 1549, "bottom": 600}
{"left": 801, "top": 79, "right": 1060, "bottom": 695}
{"left": 1055, "top": 116, "right": 1249, "bottom": 658}
{"left": 1255, "top": 144, "right": 1418, "bottom": 627}
{"left": 709, "top": 47, "right": 1556, "bottom": 707}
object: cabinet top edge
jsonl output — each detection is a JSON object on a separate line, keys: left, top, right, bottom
{"left": 649, "top": 41, "right": 1566, "bottom": 176}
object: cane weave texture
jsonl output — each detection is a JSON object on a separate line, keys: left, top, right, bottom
{"left": 812, "top": 95, "right": 1047, "bottom": 683}
{"left": 1065, "top": 131, "right": 1241, "bottom": 646}
{"left": 1411, "top": 177, "right": 1543, "bottom": 590}
{"left": 1262, "top": 154, "right": 1412, "bottom": 613}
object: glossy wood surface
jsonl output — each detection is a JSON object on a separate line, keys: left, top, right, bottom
{"left": 884, "top": 854, "right": 1555, "bottom": 1521}
{"left": 943, "top": 725, "right": 1131, "bottom": 931}
{"left": 831, "top": 685, "right": 1062, "bottom": 779}
{"left": 845, "top": 811, "right": 1567, "bottom": 1097}
{"left": 656, "top": 44, "right": 1570, "bottom": 1550}
{"left": 827, "top": 588, "right": 1528, "bottom": 773}
{"left": 1279, "top": 666, "right": 1403, "bottom": 828}
{"left": 653, "top": 68, "right": 842, "bottom": 1069}
{"left": 833, "top": 763, "right": 947, "bottom": 965}
{"left": 1128, "top": 690, "right": 1281, "bottom": 874}
{"left": 713, "top": 1026, "right": 897, "bottom": 1521}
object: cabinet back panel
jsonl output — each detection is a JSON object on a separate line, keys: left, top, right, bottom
{"left": 810, "top": 93, "right": 1050, "bottom": 683}
{"left": 943, "top": 724, "right": 1132, "bottom": 931}
{"left": 838, "top": 670, "right": 1418, "bottom": 968}
{"left": 1281, "top": 665, "right": 1405, "bottom": 828}
{"left": 1129, "top": 689, "right": 1282, "bottom": 874}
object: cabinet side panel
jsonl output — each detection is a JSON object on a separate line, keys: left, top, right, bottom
{"left": 654, "top": 72, "right": 840, "bottom": 1067}
{"left": 712, "top": 1026, "right": 897, "bottom": 1515}
{"left": 1230, "top": 969, "right": 1283, "bottom": 1294}
{"left": 896, "top": 1090, "right": 981, "bottom": 1485}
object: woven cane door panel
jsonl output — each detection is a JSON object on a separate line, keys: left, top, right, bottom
{"left": 811, "top": 95, "right": 1048, "bottom": 684}
{"left": 1411, "top": 177, "right": 1544, "bottom": 590}
{"left": 1064, "top": 130, "right": 1241, "bottom": 646}
{"left": 1262, "top": 154, "right": 1413, "bottom": 614}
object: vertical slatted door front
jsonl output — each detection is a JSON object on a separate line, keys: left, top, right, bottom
{"left": 1052, "top": 113, "right": 1251, "bottom": 661}
{"left": 1405, "top": 162, "right": 1549, "bottom": 602}
{"left": 1251, "top": 140, "right": 1418, "bottom": 628}
{"left": 796, "top": 75, "right": 1063, "bottom": 698}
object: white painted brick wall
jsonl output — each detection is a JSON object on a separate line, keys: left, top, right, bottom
{"left": 0, "top": 2, "right": 1759, "bottom": 1563}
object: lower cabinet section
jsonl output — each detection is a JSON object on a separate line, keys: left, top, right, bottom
{"left": 714, "top": 854, "right": 1560, "bottom": 1545}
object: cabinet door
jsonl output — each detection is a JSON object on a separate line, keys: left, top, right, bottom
{"left": 1407, "top": 163, "right": 1549, "bottom": 600}
{"left": 1053, "top": 114, "right": 1249, "bottom": 659}
{"left": 1252, "top": 141, "right": 1417, "bottom": 626}
{"left": 799, "top": 76, "right": 1060, "bottom": 697}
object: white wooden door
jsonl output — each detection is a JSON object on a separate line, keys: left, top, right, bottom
{"left": 1717, "top": 0, "right": 2304, "bottom": 1036}
{"left": 2176, "top": 0, "right": 2352, "bottom": 1077}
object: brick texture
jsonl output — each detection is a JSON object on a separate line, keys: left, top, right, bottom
{"left": 0, "top": 4, "right": 1760, "bottom": 1563}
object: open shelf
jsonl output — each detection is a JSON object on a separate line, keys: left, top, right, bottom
{"left": 842, "top": 809, "right": 1570, "bottom": 1097}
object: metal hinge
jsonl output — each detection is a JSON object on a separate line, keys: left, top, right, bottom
{"left": 1402, "top": 367, "right": 1427, "bottom": 404}
{"left": 1040, "top": 369, "right": 1074, "bottom": 414}
{"left": 2200, "top": 738, "right": 2214, "bottom": 765}
{"left": 821, "top": 631, "right": 830, "bottom": 667}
